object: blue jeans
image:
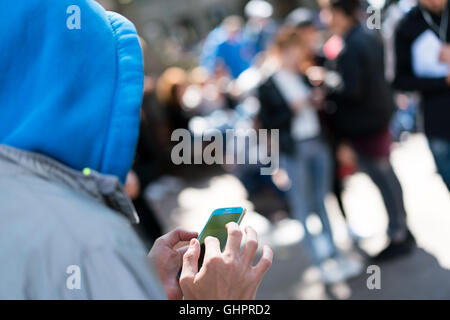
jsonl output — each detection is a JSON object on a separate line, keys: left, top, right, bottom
{"left": 429, "top": 138, "right": 450, "bottom": 192}
{"left": 281, "top": 137, "right": 338, "bottom": 266}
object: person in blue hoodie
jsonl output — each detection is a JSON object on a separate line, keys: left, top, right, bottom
{"left": 0, "top": 0, "right": 272, "bottom": 300}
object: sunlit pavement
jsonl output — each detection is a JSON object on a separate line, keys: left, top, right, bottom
{"left": 146, "top": 134, "right": 450, "bottom": 299}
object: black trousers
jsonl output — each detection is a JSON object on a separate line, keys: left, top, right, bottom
{"left": 358, "top": 155, "right": 408, "bottom": 239}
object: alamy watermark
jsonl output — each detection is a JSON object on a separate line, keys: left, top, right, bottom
{"left": 66, "top": 265, "right": 81, "bottom": 290}
{"left": 366, "top": 265, "right": 381, "bottom": 290}
{"left": 171, "top": 128, "right": 280, "bottom": 176}
{"left": 66, "top": 5, "right": 81, "bottom": 30}
{"left": 366, "top": 6, "right": 382, "bottom": 30}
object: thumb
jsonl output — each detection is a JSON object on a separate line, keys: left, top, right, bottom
{"left": 163, "top": 228, "right": 198, "bottom": 248}
{"left": 176, "top": 245, "right": 189, "bottom": 257}
{"left": 181, "top": 239, "right": 200, "bottom": 280}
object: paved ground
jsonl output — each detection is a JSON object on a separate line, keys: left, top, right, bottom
{"left": 145, "top": 134, "right": 450, "bottom": 299}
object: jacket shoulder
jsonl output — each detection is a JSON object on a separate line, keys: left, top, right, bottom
{"left": 0, "top": 167, "right": 160, "bottom": 299}
{"left": 0, "top": 173, "right": 141, "bottom": 247}
{"left": 396, "top": 6, "right": 425, "bottom": 38}
{"left": 258, "top": 75, "right": 276, "bottom": 91}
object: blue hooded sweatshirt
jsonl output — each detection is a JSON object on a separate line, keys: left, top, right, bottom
{"left": 0, "top": 0, "right": 144, "bottom": 183}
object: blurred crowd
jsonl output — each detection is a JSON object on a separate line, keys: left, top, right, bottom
{"left": 125, "top": 0, "right": 450, "bottom": 284}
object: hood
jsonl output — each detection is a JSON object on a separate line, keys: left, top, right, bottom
{"left": 0, "top": 0, "right": 144, "bottom": 183}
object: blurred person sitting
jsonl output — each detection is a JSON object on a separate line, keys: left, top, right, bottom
{"left": 258, "top": 27, "right": 361, "bottom": 283}
{"left": 0, "top": 0, "right": 272, "bottom": 299}
{"left": 325, "top": 0, "right": 415, "bottom": 261}
{"left": 393, "top": 0, "right": 450, "bottom": 191}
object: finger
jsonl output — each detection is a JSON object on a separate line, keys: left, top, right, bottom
{"left": 223, "top": 222, "right": 243, "bottom": 259}
{"left": 204, "top": 236, "right": 221, "bottom": 261}
{"left": 241, "top": 226, "right": 258, "bottom": 267}
{"left": 180, "top": 239, "right": 200, "bottom": 279}
{"left": 253, "top": 245, "right": 273, "bottom": 280}
{"left": 161, "top": 228, "right": 198, "bottom": 248}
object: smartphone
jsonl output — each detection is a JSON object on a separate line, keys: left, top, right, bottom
{"left": 197, "top": 207, "right": 246, "bottom": 268}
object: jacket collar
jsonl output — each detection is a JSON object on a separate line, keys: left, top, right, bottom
{"left": 0, "top": 144, "right": 139, "bottom": 224}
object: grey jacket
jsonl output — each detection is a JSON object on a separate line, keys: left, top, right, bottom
{"left": 0, "top": 145, "right": 166, "bottom": 299}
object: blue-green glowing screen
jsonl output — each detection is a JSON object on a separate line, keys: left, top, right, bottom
{"left": 198, "top": 213, "right": 242, "bottom": 250}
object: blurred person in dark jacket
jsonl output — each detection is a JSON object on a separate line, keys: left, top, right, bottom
{"left": 126, "top": 82, "right": 167, "bottom": 246}
{"left": 325, "top": 0, "right": 415, "bottom": 261}
{"left": 393, "top": 0, "right": 450, "bottom": 191}
{"left": 156, "top": 67, "right": 191, "bottom": 132}
{"left": 124, "top": 39, "right": 169, "bottom": 246}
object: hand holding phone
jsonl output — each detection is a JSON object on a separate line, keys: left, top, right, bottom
{"left": 179, "top": 209, "right": 273, "bottom": 300}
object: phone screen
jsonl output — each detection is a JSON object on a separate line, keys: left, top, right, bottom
{"left": 196, "top": 207, "right": 245, "bottom": 268}
{"left": 198, "top": 213, "right": 242, "bottom": 250}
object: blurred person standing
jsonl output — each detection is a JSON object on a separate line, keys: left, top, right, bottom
{"left": 287, "top": 7, "right": 360, "bottom": 239}
{"left": 156, "top": 67, "right": 191, "bottom": 132}
{"left": 125, "top": 39, "right": 168, "bottom": 246}
{"left": 199, "top": 22, "right": 228, "bottom": 74}
{"left": 286, "top": 7, "right": 323, "bottom": 65}
{"left": 393, "top": 0, "right": 450, "bottom": 191}
{"left": 243, "top": 0, "right": 278, "bottom": 62}
{"left": 326, "top": 0, "right": 415, "bottom": 261}
{"left": 215, "top": 16, "right": 252, "bottom": 79}
{"left": 258, "top": 27, "right": 361, "bottom": 283}
{"left": 126, "top": 105, "right": 166, "bottom": 247}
